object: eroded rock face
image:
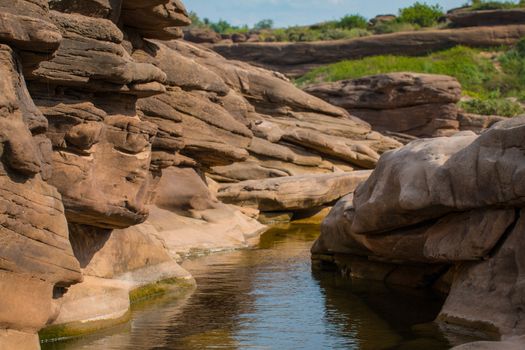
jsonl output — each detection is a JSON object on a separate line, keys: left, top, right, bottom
{"left": 0, "top": 39, "right": 81, "bottom": 349}
{"left": 305, "top": 73, "right": 463, "bottom": 137}
{"left": 130, "top": 38, "right": 400, "bottom": 181}
{"left": 313, "top": 117, "right": 525, "bottom": 341}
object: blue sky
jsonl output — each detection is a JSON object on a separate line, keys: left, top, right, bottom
{"left": 183, "top": 0, "right": 470, "bottom": 28}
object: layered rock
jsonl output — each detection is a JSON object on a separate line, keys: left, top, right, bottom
{"left": 218, "top": 171, "right": 371, "bottom": 212}
{"left": 305, "top": 73, "right": 463, "bottom": 138}
{"left": 130, "top": 38, "right": 400, "bottom": 181}
{"left": 184, "top": 27, "right": 222, "bottom": 43}
{"left": 313, "top": 117, "right": 525, "bottom": 343}
{"left": 0, "top": 2, "right": 82, "bottom": 348}
{"left": 448, "top": 8, "right": 525, "bottom": 27}
{"left": 457, "top": 112, "right": 506, "bottom": 134}
{"left": 212, "top": 25, "right": 525, "bottom": 77}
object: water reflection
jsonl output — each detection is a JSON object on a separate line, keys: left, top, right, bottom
{"left": 43, "top": 224, "right": 473, "bottom": 350}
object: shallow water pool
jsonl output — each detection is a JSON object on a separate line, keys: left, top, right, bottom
{"left": 42, "top": 224, "right": 480, "bottom": 350}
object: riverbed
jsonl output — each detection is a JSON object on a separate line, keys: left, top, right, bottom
{"left": 42, "top": 224, "right": 479, "bottom": 350}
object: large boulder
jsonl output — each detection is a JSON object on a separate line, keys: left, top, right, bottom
{"left": 305, "top": 73, "right": 463, "bottom": 137}
{"left": 217, "top": 171, "right": 371, "bottom": 212}
{"left": 184, "top": 27, "right": 222, "bottom": 44}
{"left": 313, "top": 117, "right": 525, "bottom": 341}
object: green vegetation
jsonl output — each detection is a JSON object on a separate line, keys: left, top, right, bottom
{"left": 297, "top": 41, "right": 525, "bottom": 117}
{"left": 398, "top": 2, "right": 444, "bottom": 27}
{"left": 129, "top": 278, "right": 194, "bottom": 304}
{"left": 469, "top": 0, "right": 525, "bottom": 10}
{"left": 338, "top": 14, "right": 368, "bottom": 29}
{"left": 187, "top": 2, "right": 450, "bottom": 43}
{"left": 460, "top": 95, "right": 524, "bottom": 117}
{"left": 297, "top": 46, "right": 496, "bottom": 91}
{"left": 188, "top": 1, "right": 525, "bottom": 42}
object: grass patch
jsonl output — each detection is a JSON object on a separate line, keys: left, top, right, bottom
{"left": 297, "top": 41, "right": 525, "bottom": 117}
{"left": 297, "top": 46, "right": 497, "bottom": 92}
{"left": 469, "top": 0, "right": 525, "bottom": 10}
{"left": 459, "top": 96, "right": 524, "bottom": 116}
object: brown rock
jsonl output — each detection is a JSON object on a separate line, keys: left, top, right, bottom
{"left": 448, "top": 8, "right": 525, "bottom": 27}
{"left": 217, "top": 171, "right": 371, "bottom": 212}
{"left": 0, "top": 43, "right": 81, "bottom": 346}
{"left": 352, "top": 118, "right": 525, "bottom": 234}
{"left": 121, "top": 0, "right": 191, "bottom": 40}
{"left": 184, "top": 27, "right": 221, "bottom": 43}
{"left": 304, "top": 73, "right": 462, "bottom": 110}
{"left": 439, "top": 210, "right": 525, "bottom": 335}
{"left": 305, "top": 73, "right": 462, "bottom": 137}
{"left": 457, "top": 112, "right": 506, "bottom": 134}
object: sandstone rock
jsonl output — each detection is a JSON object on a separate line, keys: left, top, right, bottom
{"left": 313, "top": 116, "right": 525, "bottom": 342}
{"left": 0, "top": 43, "right": 81, "bottom": 346}
{"left": 33, "top": 96, "right": 158, "bottom": 229}
{"left": 0, "top": 0, "right": 403, "bottom": 346}
{"left": 313, "top": 195, "right": 516, "bottom": 264}
{"left": 49, "top": 223, "right": 193, "bottom": 327}
{"left": 352, "top": 118, "right": 525, "bottom": 234}
{"left": 439, "top": 210, "right": 525, "bottom": 335}
{"left": 231, "top": 33, "right": 247, "bottom": 43}
{"left": 448, "top": 8, "right": 525, "bottom": 27}
{"left": 143, "top": 168, "right": 266, "bottom": 257}
{"left": 304, "top": 73, "right": 462, "bottom": 137}
{"left": 457, "top": 113, "right": 506, "bottom": 134}
{"left": 121, "top": 0, "right": 191, "bottom": 40}
{"left": 0, "top": 0, "right": 61, "bottom": 54}
{"left": 133, "top": 39, "right": 400, "bottom": 176}
{"left": 184, "top": 27, "right": 222, "bottom": 44}
{"left": 217, "top": 171, "right": 372, "bottom": 212}
{"left": 305, "top": 73, "right": 462, "bottom": 110}
{"left": 49, "top": 0, "right": 122, "bottom": 22}
{"left": 451, "top": 336, "right": 525, "bottom": 350}
{"left": 370, "top": 14, "right": 396, "bottom": 26}
{"left": 212, "top": 25, "right": 525, "bottom": 77}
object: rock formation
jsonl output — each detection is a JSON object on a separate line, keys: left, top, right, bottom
{"left": 313, "top": 117, "right": 525, "bottom": 344}
{"left": 0, "top": 0, "right": 391, "bottom": 347}
{"left": 0, "top": 2, "right": 81, "bottom": 348}
{"left": 212, "top": 25, "right": 525, "bottom": 76}
{"left": 305, "top": 73, "right": 463, "bottom": 138}
{"left": 217, "top": 171, "right": 371, "bottom": 212}
{"left": 448, "top": 8, "right": 525, "bottom": 27}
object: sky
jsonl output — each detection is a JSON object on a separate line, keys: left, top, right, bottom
{"left": 183, "top": 0, "right": 469, "bottom": 28}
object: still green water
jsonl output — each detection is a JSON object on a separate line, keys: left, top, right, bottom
{"left": 42, "top": 224, "right": 479, "bottom": 350}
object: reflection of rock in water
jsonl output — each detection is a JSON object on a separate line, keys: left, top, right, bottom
{"left": 312, "top": 270, "right": 487, "bottom": 350}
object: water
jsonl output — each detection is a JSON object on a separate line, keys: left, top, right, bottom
{"left": 42, "top": 224, "right": 478, "bottom": 350}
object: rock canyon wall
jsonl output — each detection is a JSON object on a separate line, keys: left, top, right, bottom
{"left": 0, "top": 0, "right": 386, "bottom": 348}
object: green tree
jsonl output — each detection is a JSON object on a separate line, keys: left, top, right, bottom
{"left": 188, "top": 11, "right": 205, "bottom": 27}
{"left": 209, "top": 19, "right": 234, "bottom": 34}
{"left": 398, "top": 2, "right": 444, "bottom": 27}
{"left": 254, "top": 19, "right": 274, "bottom": 30}
{"left": 337, "top": 14, "right": 368, "bottom": 29}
